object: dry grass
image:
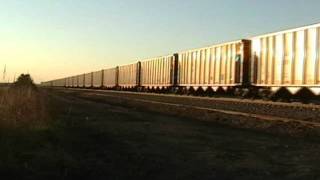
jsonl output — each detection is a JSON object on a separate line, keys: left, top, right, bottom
{"left": 0, "top": 86, "right": 49, "bottom": 128}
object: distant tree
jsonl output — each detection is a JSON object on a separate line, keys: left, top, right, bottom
{"left": 11, "top": 74, "right": 37, "bottom": 90}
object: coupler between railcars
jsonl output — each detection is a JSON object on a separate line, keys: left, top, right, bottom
{"left": 234, "top": 86, "right": 259, "bottom": 99}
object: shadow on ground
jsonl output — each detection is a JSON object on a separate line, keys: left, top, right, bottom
{"left": 0, "top": 88, "right": 319, "bottom": 180}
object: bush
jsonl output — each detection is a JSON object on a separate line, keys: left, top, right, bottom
{"left": 0, "top": 74, "right": 48, "bottom": 128}
{"left": 11, "top": 74, "right": 37, "bottom": 91}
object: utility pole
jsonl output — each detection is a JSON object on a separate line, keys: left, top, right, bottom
{"left": 2, "top": 64, "right": 6, "bottom": 82}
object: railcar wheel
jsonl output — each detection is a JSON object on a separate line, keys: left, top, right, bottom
{"left": 241, "top": 88, "right": 251, "bottom": 98}
{"left": 176, "top": 87, "right": 187, "bottom": 95}
{"left": 234, "top": 88, "right": 243, "bottom": 97}
{"left": 258, "top": 89, "right": 272, "bottom": 100}
{"left": 137, "top": 87, "right": 143, "bottom": 92}
{"left": 170, "top": 87, "right": 179, "bottom": 94}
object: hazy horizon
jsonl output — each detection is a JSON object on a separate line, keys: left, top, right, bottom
{"left": 2, "top": 0, "right": 320, "bottom": 83}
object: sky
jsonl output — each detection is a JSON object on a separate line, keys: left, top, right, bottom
{"left": 1, "top": 0, "right": 320, "bottom": 83}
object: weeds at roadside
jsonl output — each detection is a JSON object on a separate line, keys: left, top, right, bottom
{"left": 0, "top": 74, "right": 49, "bottom": 129}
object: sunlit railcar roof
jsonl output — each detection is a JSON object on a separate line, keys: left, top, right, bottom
{"left": 251, "top": 22, "right": 320, "bottom": 39}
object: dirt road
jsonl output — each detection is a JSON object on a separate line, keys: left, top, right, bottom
{"left": 1, "top": 88, "right": 320, "bottom": 179}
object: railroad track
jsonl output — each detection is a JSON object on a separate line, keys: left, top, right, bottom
{"left": 45, "top": 87, "right": 320, "bottom": 136}
{"left": 91, "top": 93, "right": 320, "bottom": 126}
{"left": 53, "top": 88, "right": 320, "bottom": 124}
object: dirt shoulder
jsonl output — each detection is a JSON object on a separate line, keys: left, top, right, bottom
{"left": 16, "top": 89, "right": 317, "bottom": 179}
{"left": 59, "top": 89, "right": 320, "bottom": 137}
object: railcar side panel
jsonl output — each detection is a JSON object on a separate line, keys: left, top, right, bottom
{"left": 92, "top": 70, "right": 103, "bottom": 87}
{"left": 103, "top": 67, "right": 117, "bottom": 88}
{"left": 78, "top": 74, "right": 85, "bottom": 87}
{"left": 118, "top": 63, "right": 140, "bottom": 88}
{"left": 72, "top": 76, "right": 78, "bottom": 87}
{"left": 65, "top": 78, "right": 69, "bottom": 87}
{"left": 66, "top": 77, "right": 72, "bottom": 87}
{"left": 140, "top": 55, "right": 175, "bottom": 88}
{"left": 53, "top": 78, "right": 65, "bottom": 87}
{"left": 251, "top": 24, "right": 320, "bottom": 88}
{"left": 177, "top": 40, "right": 250, "bottom": 88}
{"left": 84, "top": 72, "right": 93, "bottom": 88}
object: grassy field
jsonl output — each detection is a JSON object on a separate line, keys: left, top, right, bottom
{"left": 0, "top": 88, "right": 320, "bottom": 179}
{"left": 0, "top": 86, "right": 47, "bottom": 128}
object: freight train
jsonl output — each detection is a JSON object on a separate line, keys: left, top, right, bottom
{"left": 42, "top": 23, "right": 320, "bottom": 101}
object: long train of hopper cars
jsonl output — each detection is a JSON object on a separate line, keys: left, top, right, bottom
{"left": 42, "top": 22, "right": 320, "bottom": 101}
